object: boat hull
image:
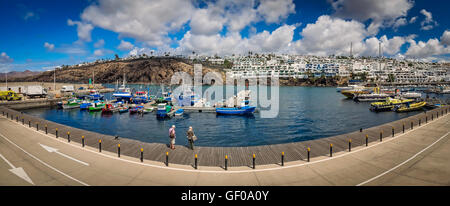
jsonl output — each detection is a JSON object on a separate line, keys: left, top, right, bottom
{"left": 216, "top": 106, "right": 256, "bottom": 115}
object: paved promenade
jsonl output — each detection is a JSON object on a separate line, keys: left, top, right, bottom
{"left": 0, "top": 107, "right": 448, "bottom": 185}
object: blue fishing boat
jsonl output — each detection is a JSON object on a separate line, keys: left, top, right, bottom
{"left": 174, "top": 108, "right": 184, "bottom": 116}
{"left": 216, "top": 106, "right": 256, "bottom": 115}
{"left": 216, "top": 100, "right": 256, "bottom": 115}
{"left": 156, "top": 103, "right": 171, "bottom": 118}
{"left": 80, "top": 100, "right": 92, "bottom": 110}
{"left": 87, "top": 90, "right": 104, "bottom": 100}
{"left": 112, "top": 74, "right": 133, "bottom": 102}
{"left": 132, "top": 91, "right": 149, "bottom": 104}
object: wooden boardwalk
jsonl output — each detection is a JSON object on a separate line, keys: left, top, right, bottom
{"left": 0, "top": 105, "right": 448, "bottom": 167}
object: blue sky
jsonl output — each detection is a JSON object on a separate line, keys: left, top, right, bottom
{"left": 0, "top": 0, "right": 449, "bottom": 72}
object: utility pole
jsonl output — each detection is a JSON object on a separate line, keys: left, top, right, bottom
{"left": 350, "top": 42, "right": 353, "bottom": 58}
{"left": 54, "top": 68, "right": 56, "bottom": 91}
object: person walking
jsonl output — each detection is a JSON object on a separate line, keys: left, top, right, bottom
{"left": 169, "top": 125, "right": 176, "bottom": 149}
{"left": 186, "top": 126, "right": 196, "bottom": 150}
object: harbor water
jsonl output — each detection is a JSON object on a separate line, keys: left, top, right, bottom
{"left": 21, "top": 85, "right": 446, "bottom": 147}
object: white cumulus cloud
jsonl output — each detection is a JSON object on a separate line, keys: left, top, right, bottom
{"left": 330, "top": 0, "right": 413, "bottom": 34}
{"left": 420, "top": 9, "right": 438, "bottom": 30}
{"left": 0, "top": 52, "right": 13, "bottom": 63}
{"left": 67, "top": 19, "right": 94, "bottom": 42}
{"left": 117, "top": 40, "right": 134, "bottom": 51}
{"left": 44, "top": 42, "right": 55, "bottom": 51}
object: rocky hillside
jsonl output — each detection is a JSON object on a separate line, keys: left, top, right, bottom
{"left": 8, "top": 57, "right": 343, "bottom": 87}
{"left": 13, "top": 58, "right": 226, "bottom": 85}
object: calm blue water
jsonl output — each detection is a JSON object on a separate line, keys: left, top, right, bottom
{"left": 22, "top": 85, "right": 443, "bottom": 147}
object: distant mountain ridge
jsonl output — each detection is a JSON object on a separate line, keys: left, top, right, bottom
{"left": 0, "top": 70, "right": 42, "bottom": 80}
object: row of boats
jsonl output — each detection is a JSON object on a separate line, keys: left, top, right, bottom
{"left": 337, "top": 85, "right": 430, "bottom": 113}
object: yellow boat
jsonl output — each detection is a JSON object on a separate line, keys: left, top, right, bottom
{"left": 394, "top": 101, "right": 427, "bottom": 112}
{"left": 370, "top": 97, "right": 414, "bottom": 112}
{"left": 341, "top": 90, "right": 370, "bottom": 99}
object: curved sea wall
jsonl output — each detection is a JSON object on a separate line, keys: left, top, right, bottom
{"left": 0, "top": 106, "right": 448, "bottom": 167}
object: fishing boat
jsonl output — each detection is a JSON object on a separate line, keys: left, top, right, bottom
{"left": 112, "top": 74, "right": 133, "bottom": 102}
{"left": 370, "top": 97, "right": 414, "bottom": 112}
{"left": 101, "top": 104, "right": 118, "bottom": 114}
{"left": 133, "top": 91, "right": 149, "bottom": 104}
{"left": 80, "top": 100, "right": 93, "bottom": 110}
{"left": 62, "top": 99, "right": 81, "bottom": 109}
{"left": 393, "top": 101, "right": 426, "bottom": 112}
{"left": 216, "top": 100, "right": 256, "bottom": 115}
{"left": 156, "top": 103, "right": 171, "bottom": 118}
{"left": 87, "top": 90, "right": 104, "bottom": 100}
{"left": 162, "top": 92, "right": 172, "bottom": 102}
{"left": 118, "top": 106, "right": 129, "bottom": 113}
{"left": 144, "top": 107, "right": 154, "bottom": 113}
{"left": 174, "top": 109, "right": 184, "bottom": 116}
{"left": 88, "top": 102, "right": 105, "bottom": 112}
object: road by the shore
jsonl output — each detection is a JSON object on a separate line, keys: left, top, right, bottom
{"left": 0, "top": 108, "right": 448, "bottom": 186}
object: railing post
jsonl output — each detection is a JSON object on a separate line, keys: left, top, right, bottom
{"left": 411, "top": 121, "right": 413, "bottom": 130}
{"left": 165, "top": 151, "right": 168, "bottom": 166}
{"left": 67, "top": 132, "right": 70, "bottom": 142}
{"left": 307, "top": 148, "right": 310, "bottom": 162}
{"left": 365, "top": 135, "right": 368, "bottom": 146}
{"left": 392, "top": 127, "right": 394, "bottom": 137}
{"left": 281, "top": 152, "right": 284, "bottom": 166}
{"left": 36, "top": 123, "right": 39, "bottom": 131}
{"left": 403, "top": 123, "right": 405, "bottom": 133}
{"left": 141, "top": 148, "right": 144, "bottom": 162}
{"left": 55, "top": 128, "right": 58, "bottom": 138}
{"left": 380, "top": 131, "right": 383, "bottom": 142}
{"left": 194, "top": 154, "right": 198, "bottom": 169}
{"left": 224, "top": 155, "right": 228, "bottom": 170}
{"left": 419, "top": 119, "right": 421, "bottom": 126}
{"left": 348, "top": 139, "right": 352, "bottom": 152}
{"left": 118, "top": 144, "right": 120, "bottom": 157}
{"left": 82, "top": 136, "right": 85, "bottom": 147}
{"left": 98, "top": 139, "right": 102, "bottom": 152}
{"left": 329, "top": 144, "right": 333, "bottom": 157}
{"left": 252, "top": 154, "right": 255, "bottom": 169}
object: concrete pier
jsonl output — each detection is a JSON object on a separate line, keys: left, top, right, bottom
{"left": 0, "top": 106, "right": 448, "bottom": 185}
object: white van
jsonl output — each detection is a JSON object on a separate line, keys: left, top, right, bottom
{"left": 60, "top": 85, "right": 74, "bottom": 92}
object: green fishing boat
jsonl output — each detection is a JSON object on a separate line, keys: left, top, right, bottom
{"left": 88, "top": 103, "right": 105, "bottom": 112}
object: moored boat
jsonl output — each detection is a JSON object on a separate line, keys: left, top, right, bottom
{"left": 174, "top": 109, "right": 184, "bottom": 116}
{"left": 354, "top": 93, "right": 391, "bottom": 102}
{"left": 393, "top": 101, "right": 426, "bottom": 112}
{"left": 88, "top": 102, "right": 105, "bottom": 112}
{"left": 118, "top": 106, "right": 129, "bottom": 113}
{"left": 370, "top": 97, "right": 414, "bottom": 112}
{"left": 156, "top": 103, "right": 171, "bottom": 118}
{"left": 341, "top": 89, "right": 370, "bottom": 99}
{"left": 62, "top": 99, "right": 81, "bottom": 109}
{"left": 216, "top": 100, "right": 256, "bottom": 115}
